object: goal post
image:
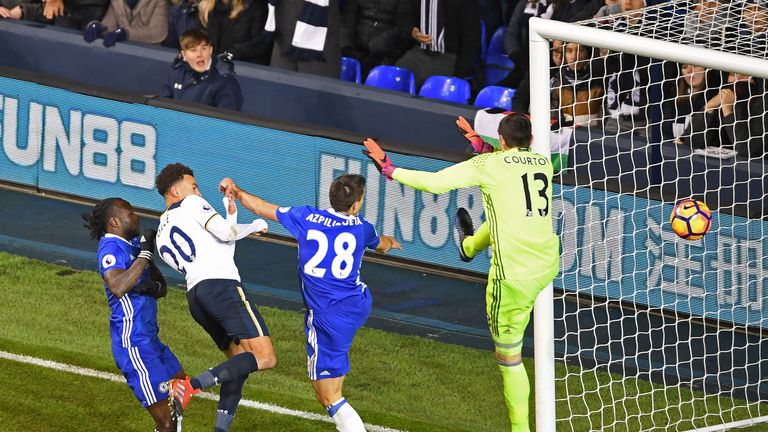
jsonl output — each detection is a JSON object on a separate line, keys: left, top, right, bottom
{"left": 530, "top": 4, "right": 768, "bottom": 430}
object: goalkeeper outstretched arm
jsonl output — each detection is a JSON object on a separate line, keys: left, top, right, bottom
{"left": 362, "top": 138, "right": 481, "bottom": 194}
{"left": 392, "top": 161, "right": 480, "bottom": 194}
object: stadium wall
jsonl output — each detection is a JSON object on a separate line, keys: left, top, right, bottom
{"left": 0, "top": 19, "right": 474, "bottom": 154}
{"left": 2, "top": 73, "right": 768, "bottom": 330}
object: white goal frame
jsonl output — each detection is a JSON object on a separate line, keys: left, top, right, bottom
{"left": 529, "top": 16, "right": 768, "bottom": 432}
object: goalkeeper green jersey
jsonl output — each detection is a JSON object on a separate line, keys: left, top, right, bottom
{"left": 392, "top": 148, "right": 560, "bottom": 280}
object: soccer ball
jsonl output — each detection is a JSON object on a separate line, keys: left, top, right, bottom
{"left": 670, "top": 199, "right": 712, "bottom": 240}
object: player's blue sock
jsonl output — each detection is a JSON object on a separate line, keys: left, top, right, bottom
{"left": 191, "top": 352, "right": 257, "bottom": 389}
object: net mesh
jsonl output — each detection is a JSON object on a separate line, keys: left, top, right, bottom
{"left": 544, "top": 0, "right": 768, "bottom": 430}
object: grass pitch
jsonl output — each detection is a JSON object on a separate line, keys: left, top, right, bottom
{"left": 0, "top": 252, "right": 766, "bottom": 431}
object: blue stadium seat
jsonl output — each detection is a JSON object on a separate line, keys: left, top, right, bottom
{"left": 418, "top": 76, "right": 471, "bottom": 104}
{"left": 340, "top": 56, "right": 362, "bottom": 84}
{"left": 474, "top": 86, "right": 517, "bottom": 110}
{"left": 484, "top": 53, "right": 515, "bottom": 86}
{"left": 364, "top": 65, "right": 416, "bottom": 94}
{"left": 487, "top": 26, "right": 506, "bottom": 55}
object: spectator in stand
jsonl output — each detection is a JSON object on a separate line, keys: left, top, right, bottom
{"left": 682, "top": 72, "right": 762, "bottom": 153}
{"left": 82, "top": 0, "right": 169, "bottom": 46}
{"left": 551, "top": 41, "right": 604, "bottom": 127}
{"left": 340, "top": 0, "right": 410, "bottom": 77}
{"left": 198, "top": 0, "right": 271, "bottom": 65}
{"left": 683, "top": 0, "right": 728, "bottom": 48}
{"left": 661, "top": 63, "right": 720, "bottom": 143}
{"left": 737, "top": 1, "right": 768, "bottom": 57}
{"left": 510, "top": 38, "right": 563, "bottom": 113}
{"left": 164, "top": 0, "right": 201, "bottom": 49}
{"left": 161, "top": 28, "right": 244, "bottom": 111}
{"left": 395, "top": 0, "right": 481, "bottom": 87}
{"left": 0, "top": 0, "right": 26, "bottom": 20}
{"left": 267, "top": 0, "right": 342, "bottom": 78}
{"left": 498, "top": 0, "right": 589, "bottom": 90}
{"left": 477, "top": 0, "right": 503, "bottom": 43}
{"left": 18, "top": 0, "right": 108, "bottom": 29}
{"left": 733, "top": 86, "right": 768, "bottom": 160}
{"left": 589, "top": 0, "right": 649, "bottom": 123}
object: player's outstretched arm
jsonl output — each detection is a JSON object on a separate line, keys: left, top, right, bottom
{"left": 375, "top": 235, "right": 402, "bottom": 253}
{"left": 219, "top": 177, "right": 280, "bottom": 222}
{"left": 363, "top": 138, "right": 478, "bottom": 193}
{"left": 456, "top": 116, "right": 494, "bottom": 154}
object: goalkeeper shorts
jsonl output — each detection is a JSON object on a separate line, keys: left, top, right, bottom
{"left": 485, "top": 272, "right": 554, "bottom": 356}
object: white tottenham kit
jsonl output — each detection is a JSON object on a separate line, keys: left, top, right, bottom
{"left": 156, "top": 194, "right": 267, "bottom": 289}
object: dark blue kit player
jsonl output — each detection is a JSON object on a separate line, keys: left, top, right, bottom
{"left": 219, "top": 173, "right": 401, "bottom": 432}
{"left": 82, "top": 197, "right": 186, "bottom": 432}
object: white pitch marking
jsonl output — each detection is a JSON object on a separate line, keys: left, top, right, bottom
{"left": 0, "top": 350, "right": 405, "bottom": 432}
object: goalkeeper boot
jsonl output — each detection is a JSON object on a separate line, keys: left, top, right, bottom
{"left": 168, "top": 376, "right": 200, "bottom": 420}
{"left": 455, "top": 208, "right": 474, "bottom": 263}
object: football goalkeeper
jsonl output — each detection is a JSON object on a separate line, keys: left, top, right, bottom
{"left": 363, "top": 113, "right": 559, "bottom": 432}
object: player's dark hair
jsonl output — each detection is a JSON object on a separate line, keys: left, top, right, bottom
{"left": 156, "top": 163, "right": 193, "bottom": 196}
{"left": 82, "top": 198, "right": 124, "bottom": 240}
{"left": 498, "top": 113, "right": 532, "bottom": 148}
{"left": 329, "top": 174, "right": 366, "bottom": 212}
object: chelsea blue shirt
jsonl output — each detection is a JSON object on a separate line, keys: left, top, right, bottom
{"left": 97, "top": 234, "right": 159, "bottom": 348}
{"left": 276, "top": 206, "right": 380, "bottom": 312}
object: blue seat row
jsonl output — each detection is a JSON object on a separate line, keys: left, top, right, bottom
{"left": 340, "top": 58, "right": 515, "bottom": 109}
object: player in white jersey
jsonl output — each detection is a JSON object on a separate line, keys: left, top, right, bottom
{"left": 154, "top": 163, "right": 274, "bottom": 432}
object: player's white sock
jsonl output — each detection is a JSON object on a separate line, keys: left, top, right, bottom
{"left": 326, "top": 398, "right": 366, "bottom": 432}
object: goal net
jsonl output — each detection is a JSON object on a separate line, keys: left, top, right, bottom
{"left": 528, "top": 1, "right": 768, "bottom": 431}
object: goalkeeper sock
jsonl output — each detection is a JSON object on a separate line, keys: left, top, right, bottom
{"left": 462, "top": 221, "right": 491, "bottom": 259}
{"left": 498, "top": 360, "right": 531, "bottom": 432}
{"left": 191, "top": 352, "right": 258, "bottom": 389}
{"left": 327, "top": 398, "right": 366, "bottom": 432}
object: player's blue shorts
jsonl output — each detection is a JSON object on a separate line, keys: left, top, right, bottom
{"left": 112, "top": 337, "right": 182, "bottom": 407}
{"left": 304, "top": 289, "right": 372, "bottom": 380}
{"left": 187, "top": 279, "right": 270, "bottom": 351}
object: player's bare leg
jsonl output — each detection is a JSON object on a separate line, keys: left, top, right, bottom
{"left": 313, "top": 376, "right": 366, "bottom": 432}
{"left": 226, "top": 335, "right": 277, "bottom": 368}
{"left": 157, "top": 370, "right": 187, "bottom": 431}
{"left": 147, "top": 397, "right": 179, "bottom": 432}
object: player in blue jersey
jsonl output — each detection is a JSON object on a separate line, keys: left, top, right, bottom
{"left": 219, "top": 174, "right": 401, "bottom": 432}
{"left": 82, "top": 197, "right": 186, "bottom": 432}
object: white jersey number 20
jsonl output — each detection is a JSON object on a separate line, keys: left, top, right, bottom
{"left": 159, "top": 226, "right": 196, "bottom": 274}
